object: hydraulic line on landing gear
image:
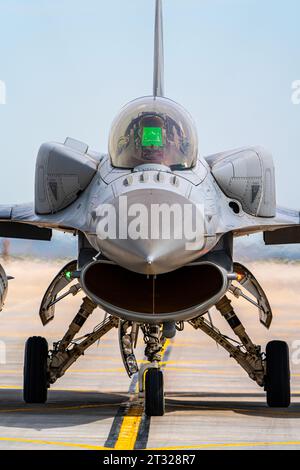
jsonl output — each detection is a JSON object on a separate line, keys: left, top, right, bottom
{"left": 58, "top": 297, "right": 97, "bottom": 352}
{"left": 142, "top": 325, "right": 166, "bottom": 363}
{"left": 215, "top": 296, "right": 259, "bottom": 355}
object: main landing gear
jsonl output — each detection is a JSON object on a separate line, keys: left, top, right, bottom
{"left": 23, "top": 336, "right": 48, "bottom": 404}
{"left": 190, "top": 296, "right": 291, "bottom": 409}
{"left": 265, "top": 340, "right": 290, "bottom": 408}
{"left": 23, "top": 296, "right": 119, "bottom": 404}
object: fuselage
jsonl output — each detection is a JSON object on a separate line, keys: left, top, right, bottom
{"left": 86, "top": 159, "right": 222, "bottom": 276}
{"left": 80, "top": 153, "right": 232, "bottom": 324}
{"left": 84, "top": 95, "right": 223, "bottom": 276}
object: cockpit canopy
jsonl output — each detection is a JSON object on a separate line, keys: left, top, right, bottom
{"left": 108, "top": 97, "right": 198, "bottom": 170}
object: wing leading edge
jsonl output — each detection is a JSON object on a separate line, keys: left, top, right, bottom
{"left": 0, "top": 203, "right": 52, "bottom": 240}
{"left": 229, "top": 205, "right": 300, "bottom": 244}
{"left": 263, "top": 207, "right": 300, "bottom": 245}
{"left": 0, "top": 202, "right": 82, "bottom": 241}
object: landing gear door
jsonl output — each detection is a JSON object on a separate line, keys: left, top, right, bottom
{"left": 233, "top": 262, "right": 273, "bottom": 329}
{"left": 39, "top": 260, "right": 77, "bottom": 326}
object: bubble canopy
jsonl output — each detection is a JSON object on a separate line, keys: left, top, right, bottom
{"left": 108, "top": 97, "right": 198, "bottom": 170}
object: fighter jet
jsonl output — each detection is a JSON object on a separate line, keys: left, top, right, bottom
{"left": 0, "top": 0, "right": 298, "bottom": 416}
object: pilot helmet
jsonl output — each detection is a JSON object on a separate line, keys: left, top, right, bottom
{"left": 109, "top": 96, "right": 198, "bottom": 170}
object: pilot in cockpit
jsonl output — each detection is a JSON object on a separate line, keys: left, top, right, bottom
{"left": 109, "top": 97, "right": 198, "bottom": 171}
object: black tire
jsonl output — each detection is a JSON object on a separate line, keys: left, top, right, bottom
{"left": 145, "top": 368, "right": 165, "bottom": 416}
{"left": 23, "top": 336, "right": 48, "bottom": 404}
{"left": 265, "top": 340, "right": 290, "bottom": 408}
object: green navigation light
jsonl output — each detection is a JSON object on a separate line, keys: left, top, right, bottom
{"left": 142, "top": 127, "right": 163, "bottom": 147}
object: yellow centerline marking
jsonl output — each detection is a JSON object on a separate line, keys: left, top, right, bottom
{"left": 114, "top": 339, "right": 171, "bottom": 450}
{"left": 114, "top": 401, "right": 144, "bottom": 450}
{"left": 0, "top": 437, "right": 109, "bottom": 450}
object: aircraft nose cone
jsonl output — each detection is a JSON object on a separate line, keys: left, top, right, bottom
{"left": 95, "top": 188, "right": 205, "bottom": 275}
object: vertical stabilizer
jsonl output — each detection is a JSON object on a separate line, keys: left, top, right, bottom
{"left": 153, "top": 0, "right": 165, "bottom": 97}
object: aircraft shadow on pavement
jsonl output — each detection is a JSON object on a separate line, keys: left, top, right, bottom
{"left": 0, "top": 389, "right": 128, "bottom": 429}
{"left": 0, "top": 389, "right": 299, "bottom": 424}
{"left": 165, "top": 392, "right": 300, "bottom": 419}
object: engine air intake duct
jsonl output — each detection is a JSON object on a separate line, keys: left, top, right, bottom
{"left": 81, "top": 261, "right": 228, "bottom": 323}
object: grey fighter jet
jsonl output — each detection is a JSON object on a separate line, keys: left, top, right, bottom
{"left": 0, "top": 0, "right": 298, "bottom": 415}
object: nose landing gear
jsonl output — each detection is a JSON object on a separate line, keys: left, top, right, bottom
{"left": 145, "top": 368, "right": 165, "bottom": 416}
{"left": 137, "top": 363, "right": 165, "bottom": 417}
{"left": 140, "top": 324, "right": 167, "bottom": 416}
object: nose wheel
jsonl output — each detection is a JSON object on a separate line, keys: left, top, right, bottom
{"left": 144, "top": 368, "right": 165, "bottom": 416}
{"left": 265, "top": 340, "right": 291, "bottom": 408}
{"left": 23, "top": 336, "right": 49, "bottom": 404}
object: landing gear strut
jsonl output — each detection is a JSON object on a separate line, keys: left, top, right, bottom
{"left": 141, "top": 325, "right": 166, "bottom": 416}
{"left": 23, "top": 297, "right": 119, "bottom": 403}
{"left": 190, "top": 295, "right": 291, "bottom": 409}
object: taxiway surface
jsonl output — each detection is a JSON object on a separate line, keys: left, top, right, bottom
{"left": 0, "top": 259, "right": 299, "bottom": 450}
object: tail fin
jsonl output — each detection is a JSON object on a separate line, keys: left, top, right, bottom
{"left": 153, "top": 0, "right": 165, "bottom": 97}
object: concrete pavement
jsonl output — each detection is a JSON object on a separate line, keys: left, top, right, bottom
{"left": 0, "top": 259, "right": 299, "bottom": 450}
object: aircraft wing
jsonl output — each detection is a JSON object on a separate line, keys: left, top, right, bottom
{"left": 230, "top": 206, "right": 300, "bottom": 245}
{"left": 263, "top": 207, "right": 300, "bottom": 245}
{"left": 0, "top": 201, "right": 88, "bottom": 241}
{"left": 0, "top": 203, "right": 53, "bottom": 241}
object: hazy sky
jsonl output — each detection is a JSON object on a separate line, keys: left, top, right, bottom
{"left": 0, "top": 0, "right": 299, "bottom": 208}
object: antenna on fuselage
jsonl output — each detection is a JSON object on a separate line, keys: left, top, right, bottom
{"left": 153, "top": 0, "right": 165, "bottom": 97}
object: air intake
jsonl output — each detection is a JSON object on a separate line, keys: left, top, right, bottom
{"left": 81, "top": 261, "right": 229, "bottom": 323}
